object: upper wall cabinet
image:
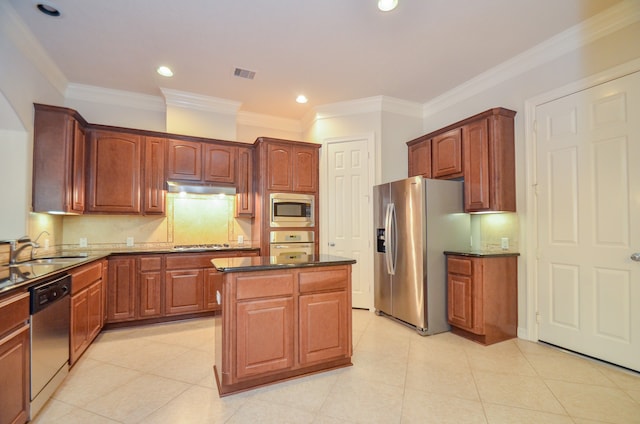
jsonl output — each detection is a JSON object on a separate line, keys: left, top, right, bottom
{"left": 407, "top": 136, "right": 431, "bottom": 178}
{"left": 167, "top": 139, "right": 238, "bottom": 185}
{"left": 143, "top": 137, "right": 166, "bottom": 215}
{"left": 407, "top": 108, "right": 516, "bottom": 212}
{"left": 86, "top": 129, "right": 142, "bottom": 214}
{"left": 431, "top": 128, "right": 463, "bottom": 179}
{"left": 259, "top": 138, "right": 319, "bottom": 193}
{"left": 33, "top": 104, "right": 88, "bottom": 214}
{"left": 235, "top": 146, "right": 254, "bottom": 217}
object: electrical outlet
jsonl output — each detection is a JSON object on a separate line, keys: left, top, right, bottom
{"left": 501, "top": 237, "right": 509, "bottom": 250}
{"left": 44, "top": 238, "right": 50, "bottom": 249}
{"left": 79, "top": 237, "right": 88, "bottom": 248}
{"left": 237, "top": 235, "right": 244, "bottom": 244}
{"left": 126, "top": 236, "right": 134, "bottom": 247}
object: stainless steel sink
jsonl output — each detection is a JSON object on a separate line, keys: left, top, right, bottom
{"left": 11, "top": 256, "right": 88, "bottom": 267}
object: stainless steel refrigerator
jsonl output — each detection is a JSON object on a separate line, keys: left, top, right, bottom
{"left": 374, "top": 176, "right": 470, "bottom": 335}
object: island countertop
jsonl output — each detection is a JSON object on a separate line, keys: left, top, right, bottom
{"left": 212, "top": 254, "right": 356, "bottom": 272}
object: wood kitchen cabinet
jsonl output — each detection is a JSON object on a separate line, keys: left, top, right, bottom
{"left": 446, "top": 253, "right": 518, "bottom": 345}
{"left": 406, "top": 107, "right": 516, "bottom": 212}
{"left": 70, "top": 260, "right": 104, "bottom": 365}
{"left": 298, "top": 266, "right": 350, "bottom": 365}
{"left": 259, "top": 138, "right": 319, "bottom": 193}
{"left": 235, "top": 145, "right": 254, "bottom": 217}
{"left": 143, "top": 137, "right": 166, "bottom": 215}
{"left": 167, "top": 139, "right": 238, "bottom": 185}
{"left": 33, "top": 103, "right": 87, "bottom": 214}
{"left": 87, "top": 129, "right": 142, "bottom": 213}
{"left": 431, "top": 128, "right": 463, "bottom": 179}
{"left": 139, "top": 256, "right": 163, "bottom": 318}
{"left": 0, "top": 292, "right": 30, "bottom": 424}
{"left": 215, "top": 263, "right": 352, "bottom": 396}
{"left": 463, "top": 109, "right": 516, "bottom": 212}
{"left": 407, "top": 136, "right": 431, "bottom": 178}
{"left": 106, "top": 256, "right": 137, "bottom": 322}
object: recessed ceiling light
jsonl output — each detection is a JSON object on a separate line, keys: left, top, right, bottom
{"left": 378, "top": 0, "right": 398, "bottom": 12}
{"left": 37, "top": 3, "right": 61, "bottom": 17}
{"left": 157, "top": 66, "right": 174, "bottom": 77}
{"left": 296, "top": 95, "right": 308, "bottom": 104}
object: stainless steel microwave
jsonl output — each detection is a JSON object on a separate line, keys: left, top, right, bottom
{"left": 270, "top": 193, "right": 314, "bottom": 227}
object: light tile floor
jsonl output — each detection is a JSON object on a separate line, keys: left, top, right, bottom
{"left": 33, "top": 310, "right": 640, "bottom": 423}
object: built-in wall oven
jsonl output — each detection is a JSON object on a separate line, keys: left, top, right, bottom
{"left": 270, "top": 193, "right": 314, "bottom": 227}
{"left": 269, "top": 231, "right": 314, "bottom": 262}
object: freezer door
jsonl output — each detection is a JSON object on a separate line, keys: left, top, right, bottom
{"left": 373, "top": 183, "right": 392, "bottom": 314}
{"left": 390, "top": 176, "right": 426, "bottom": 328}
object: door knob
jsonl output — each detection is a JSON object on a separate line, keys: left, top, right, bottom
{"left": 631, "top": 253, "right": 640, "bottom": 262}
{"left": 329, "top": 242, "right": 335, "bottom": 247}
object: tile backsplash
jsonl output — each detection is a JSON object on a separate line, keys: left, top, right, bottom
{"left": 471, "top": 212, "right": 519, "bottom": 253}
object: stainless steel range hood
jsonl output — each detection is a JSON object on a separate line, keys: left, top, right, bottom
{"left": 166, "top": 181, "right": 236, "bottom": 195}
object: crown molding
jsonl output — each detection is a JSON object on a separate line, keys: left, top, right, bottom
{"left": 0, "top": 1, "right": 68, "bottom": 96}
{"left": 66, "top": 83, "right": 165, "bottom": 111}
{"left": 237, "top": 111, "right": 302, "bottom": 133}
{"left": 422, "top": 0, "right": 640, "bottom": 117}
{"left": 160, "top": 88, "right": 241, "bottom": 115}
{"left": 312, "top": 95, "right": 422, "bottom": 121}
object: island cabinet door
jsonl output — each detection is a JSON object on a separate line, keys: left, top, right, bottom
{"left": 299, "top": 291, "right": 349, "bottom": 365}
{"left": 235, "top": 297, "right": 294, "bottom": 380}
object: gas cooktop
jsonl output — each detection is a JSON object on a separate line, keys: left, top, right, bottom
{"left": 172, "top": 243, "right": 232, "bottom": 251}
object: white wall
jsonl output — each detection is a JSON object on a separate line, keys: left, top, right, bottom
{"left": 422, "top": 20, "right": 640, "bottom": 337}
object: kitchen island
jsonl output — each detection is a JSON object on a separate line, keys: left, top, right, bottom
{"left": 211, "top": 255, "right": 356, "bottom": 396}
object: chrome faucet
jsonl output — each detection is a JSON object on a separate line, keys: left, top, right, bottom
{"left": 9, "top": 236, "right": 40, "bottom": 264}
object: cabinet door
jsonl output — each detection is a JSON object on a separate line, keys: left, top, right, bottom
{"left": 87, "top": 280, "right": 103, "bottom": 341}
{"left": 71, "top": 120, "right": 86, "bottom": 213}
{"left": 432, "top": 128, "right": 463, "bottom": 178}
{"left": 167, "top": 139, "right": 202, "bottom": 181}
{"left": 235, "top": 146, "right": 254, "bottom": 216}
{"left": 0, "top": 325, "right": 30, "bottom": 424}
{"left": 292, "top": 146, "right": 318, "bottom": 192}
{"left": 204, "top": 144, "right": 237, "bottom": 184}
{"left": 408, "top": 139, "right": 431, "bottom": 178}
{"left": 299, "top": 291, "right": 349, "bottom": 365}
{"left": 462, "top": 119, "right": 490, "bottom": 211}
{"left": 165, "top": 269, "right": 204, "bottom": 315}
{"left": 447, "top": 273, "right": 474, "bottom": 331}
{"left": 70, "top": 290, "right": 89, "bottom": 365}
{"left": 107, "top": 257, "right": 137, "bottom": 322}
{"left": 205, "top": 269, "right": 223, "bottom": 311}
{"left": 143, "top": 137, "right": 166, "bottom": 215}
{"left": 140, "top": 271, "right": 163, "bottom": 317}
{"left": 87, "top": 130, "right": 142, "bottom": 213}
{"left": 235, "top": 297, "right": 294, "bottom": 379}
{"left": 267, "top": 143, "right": 293, "bottom": 191}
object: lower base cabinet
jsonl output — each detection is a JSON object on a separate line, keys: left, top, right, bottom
{"left": 215, "top": 264, "right": 353, "bottom": 396}
{"left": 70, "top": 260, "right": 105, "bottom": 365}
{"left": 446, "top": 254, "right": 518, "bottom": 345}
{"left": 0, "top": 292, "right": 30, "bottom": 424}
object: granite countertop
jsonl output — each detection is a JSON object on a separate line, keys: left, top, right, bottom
{"left": 212, "top": 255, "right": 357, "bottom": 272}
{"left": 444, "top": 250, "right": 520, "bottom": 258}
{"left": 0, "top": 245, "right": 261, "bottom": 296}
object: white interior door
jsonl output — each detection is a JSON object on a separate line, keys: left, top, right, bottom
{"left": 326, "top": 137, "right": 373, "bottom": 309}
{"left": 536, "top": 70, "right": 640, "bottom": 371}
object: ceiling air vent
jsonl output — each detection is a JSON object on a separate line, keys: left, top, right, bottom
{"left": 233, "top": 67, "right": 256, "bottom": 80}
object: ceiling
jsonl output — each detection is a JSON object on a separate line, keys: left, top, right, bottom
{"left": 8, "top": 0, "right": 623, "bottom": 120}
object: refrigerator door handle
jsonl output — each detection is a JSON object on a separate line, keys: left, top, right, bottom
{"left": 385, "top": 203, "right": 396, "bottom": 275}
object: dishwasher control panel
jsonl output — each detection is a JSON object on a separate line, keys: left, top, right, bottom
{"left": 29, "top": 274, "right": 71, "bottom": 314}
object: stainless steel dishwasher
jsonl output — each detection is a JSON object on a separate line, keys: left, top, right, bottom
{"left": 29, "top": 273, "right": 71, "bottom": 418}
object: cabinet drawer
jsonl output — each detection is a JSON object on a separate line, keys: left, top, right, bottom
{"left": 70, "top": 261, "right": 103, "bottom": 294}
{"left": 139, "top": 256, "right": 162, "bottom": 271}
{"left": 447, "top": 257, "right": 472, "bottom": 275}
{"left": 299, "top": 267, "right": 348, "bottom": 293}
{"left": 0, "top": 292, "right": 29, "bottom": 337}
{"left": 236, "top": 272, "right": 294, "bottom": 300}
